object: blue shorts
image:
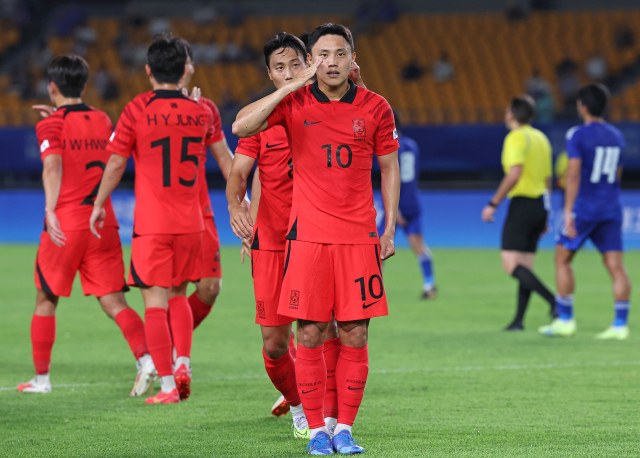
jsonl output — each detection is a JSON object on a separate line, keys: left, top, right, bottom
{"left": 556, "top": 219, "right": 623, "bottom": 253}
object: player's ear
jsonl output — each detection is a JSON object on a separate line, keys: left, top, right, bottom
{"left": 145, "top": 64, "right": 152, "bottom": 78}
{"left": 266, "top": 66, "right": 273, "bottom": 82}
{"left": 306, "top": 52, "right": 312, "bottom": 66}
{"left": 48, "top": 81, "right": 58, "bottom": 96}
{"left": 352, "top": 50, "right": 356, "bottom": 63}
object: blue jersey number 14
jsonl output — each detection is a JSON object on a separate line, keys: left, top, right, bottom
{"left": 590, "top": 146, "right": 620, "bottom": 184}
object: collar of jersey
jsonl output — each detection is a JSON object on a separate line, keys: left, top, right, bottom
{"left": 60, "top": 103, "right": 92, "bottom": 118}
{"left": 147, "top": 89, "right": 193, "bottom": 106}
{"left": 310, "top": 79, "right": 357, "bottom": 104}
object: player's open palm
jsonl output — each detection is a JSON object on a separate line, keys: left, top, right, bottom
{"left": 45, "top": 210, "right": 66, "bottom": 247}
{"left": 379, "top": 234, "right": 396, "bottom": 260}
{"left": 230, "top": 205, "right": 253, "bottom": 240}
{"left": 288, "top": 59, "right": 322, "bottom": 92}
{"left": 89, "top": 205, "right": 106, "bottom": 239}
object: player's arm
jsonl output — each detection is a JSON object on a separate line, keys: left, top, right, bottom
{"left": 378, "top": 151, "right": 400, "bottom": 260}
{"left": 481, "top": 165, "right": 523, "bottom": 223}
{"left": 232, "top": 59, "right": 322, "bottom": 138}
{"left": 563, "top": 158, "right": 581, "bottom": 239}
{"left": 90, "top": 153, "right": 128, "bottom": 238}
{"left": 42, "top": 154, "right": 66, "bottom": 247}
{"left": 617, "top": 165, "right": 624, "bottom": 182}
{"left": 250, "top": 168, "right": 261, "bottom": 223}
{"left": 226, "top": 153, "right": 256, "bottom": 239}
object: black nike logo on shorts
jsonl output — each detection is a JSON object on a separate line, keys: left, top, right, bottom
{"left": 301, "top": 388, "right": 318, "bottom": 394}
{"left": 347, "top": 386, "right": 364, "bottom": 390}
{"left": 362, "top": 300, "right": 379, "bottom": 309}
{"left": 266, "top": 142, "right": 283, "bottom": 148}
{"left": 304, "top": 120, "right": 321, "bottom": 126}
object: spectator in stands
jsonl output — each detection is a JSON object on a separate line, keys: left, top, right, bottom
{"left": 432, "top": 52, "right": 454, "bottom": 82}
{"left": 94, "top": 67, "right": 120, "bottom": 101}
{"left": 615, "top": 24, "right": 635, "bottom": 50}
{"left": 192, "top": 2, "right": 218, "bottom": 24}
{"left": 74, "top": 24, "right": 96, "bottom": 45}
{"left": 30, "top": 43, "right": 53, "bottom": 70}
{"left": 556, "top": 52, "right": 577, "bottom": 77}
{"left": 149, "top": 15, "right": 171, "bottom": 36}
{"left": 222, "top": 42, "right": 242, "bottom": 62}
{"left": 401, "top": 59, "right": 424, "bottom": 81}
{"left": 194, "top": 39, "right": 221, "bottom": 64}
{"left": 525, "top": 69, "right": 551, "bottom": 99}
{"left": 585, "top": 52, "right": 608, "bottom": 82}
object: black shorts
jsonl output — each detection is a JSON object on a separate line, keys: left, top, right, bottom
{"left": 501, "top": 196, "right": 547, "bottom": 253}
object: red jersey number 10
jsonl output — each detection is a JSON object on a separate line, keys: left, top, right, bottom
{"left": 150, "top": 136, "right": 202, "bottom": 187}
{"left": 322, "top": 144, "right": 353, "bottom": 168}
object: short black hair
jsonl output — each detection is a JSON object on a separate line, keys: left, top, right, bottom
{"left": 307, "top": 23, "right": 354, "bottom": 55}
{"left": 47, "top": 55, "right": 89, "bottom": 98}
{"left": 577, "top": 84, "right": 610, "bottom": 117}
{"left": 298, "top": 32, "right": 310, "bottom": 52}
{"left": 510, "top": 95, "right": 536, "bottom": 124}
{"left": 263, "top": 32, "right": 307, "bottom": 68}
{"left": 177, "top": 37, "right": 193, "bottom": 62}
{"left": 147, "top": 34, "right": 187, "bottom": 84}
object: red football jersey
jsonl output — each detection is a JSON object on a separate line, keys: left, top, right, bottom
{"left": 235, "top": 126, "right": 292, "bottom": 251}
{"left": 36, "top": 103, "right": 118, "bottom": 231}
{"left": 267, "top": 80, "right": 399, "bottom": 245}
{"left": 197, "top": 96, "right": 225, "bottom": 218}
{"left": 107, "top": 90, "right": 215, "bottom": 235}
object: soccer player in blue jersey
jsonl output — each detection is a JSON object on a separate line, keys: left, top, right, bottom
{"left": 539, "top": 84, "right": 632, "bottom": 339}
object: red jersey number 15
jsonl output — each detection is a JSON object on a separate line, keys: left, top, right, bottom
{"left": 150, "top": 136, "right": 202, "bottom": 187}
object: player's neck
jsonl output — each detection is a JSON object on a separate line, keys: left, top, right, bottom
{"left": 508, "top": 121, "right": 527, "bottom": 131}
{"left": 316, "top": 78, "right": 350, "bottom": 101}
{"left": 53, "top": 96, "right": 83, "bottom": 108}
{"left": 583, "top": 115, "right": 604, "bottom": 124}
{"left": 152, "top": 82, "right": 180, "bottom": 91}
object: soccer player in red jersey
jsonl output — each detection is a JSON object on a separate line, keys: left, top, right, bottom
{"left": 90, "top": 36, "right": 216, "bottom": 404}
{"left": 232, "top": 24, "right": 400, "bottom": 454}
{"left": 18, "top": 55, "right": 154, "bottom": 396}
{"left": 177, "top": 38, "right": 237, "bottom": 330}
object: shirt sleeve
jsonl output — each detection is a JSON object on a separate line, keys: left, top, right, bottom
{"left": 373, "top": 98, "right": 400, "bottom": 156}
{"left": 36, "top": 116, "right": 64, "bottom": 160}
{"left": 266, "top": 96, "right": 291, "bottom": 128}
{"left": 235, "top": 133, "right": 261, "bottom": 159}
{"left": 565, "top": 127, "right": 581, "bottom": 160}
{"left": 107, "top": 101, "right": 138, "bottom": 158}
{"left": 501, "top": 131, "right": 526, "bottom": 168}
{"left": 201, "top": 99, "right": 224, "bottom": 145}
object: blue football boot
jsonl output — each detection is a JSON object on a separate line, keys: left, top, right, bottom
{"left": 332, "top": 430, "right": 365, "bottom": 454}
{"left": 306, "top": 431, "right": 335, "bottom": 455}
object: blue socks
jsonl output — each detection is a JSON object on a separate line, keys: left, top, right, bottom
{"left": 418, "top": 253, "right": 434, "bottom": 288}
{"left": 613, "top": 300, "right": 630, "bottom": 327}
{"left": 556, "top": 295, "right": 574, "bottom": 321}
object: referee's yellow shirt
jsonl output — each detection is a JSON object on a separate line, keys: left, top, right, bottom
{"left": 501, "top": 125, "right": 552, "bottom": 198}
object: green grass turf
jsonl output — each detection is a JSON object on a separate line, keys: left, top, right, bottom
{"left": 1, "top": 245, "right": 640, "bottom": 457}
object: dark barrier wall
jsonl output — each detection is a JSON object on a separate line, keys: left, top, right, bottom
{"left": 3, "top": 122, "right": 640, "bottom": 174}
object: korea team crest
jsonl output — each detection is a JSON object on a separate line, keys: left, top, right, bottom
{"left": 353, "top": 119, "right": 366, "bottom": 139}
{"left": 289, "top": 290, "right": 300, "bottom": 309}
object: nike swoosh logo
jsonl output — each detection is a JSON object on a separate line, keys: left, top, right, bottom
{"left": 362, "top": 300, "right": 380, "bottom": 309}
{"left": 301, "top": 388, "right": 318, "bottom": 394}
{"left": 347, "top": 386, "right": 364, "bottom": 390}
{"left": 327, "top": 375, "right": 335, "bottom": 378}
{"left": 266, "top": 142, "right": 283, "bottom": 148}
{"left": 304, "top": 120, "right": 321, "bottom": 126}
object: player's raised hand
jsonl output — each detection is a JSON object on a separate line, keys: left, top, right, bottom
{"left": 45, "top": 209, "right": 66, "bottom": 247}
{"left": 564, "top": 211, "right": 577, "bottom": 239}
{"left": 89, "top": 205, "right": 106, "bottom": 239}
{"left": 191, "top": 86, "right": 202, "bottom": 102}
{"left": 379, "top": 233, "right": 396, "bottom": 260}
{"left": 32, "top": 105, "right": 56, "bottom": 119}
{"left": 348, "top": 61, "right": 365, "bottom": 87}
{"left": 481, "top": 205, "right": 496, "bottom": 223}
{"left": 229, "top": 204, "right": 253, "bottom": 240}
{"left": 288, "top": 58, "right": 322, "bottom": 92}
{"left": 240, "top": 238, "right": 251, "bottom": 263}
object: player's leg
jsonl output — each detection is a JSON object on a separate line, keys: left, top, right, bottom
{"left": 405, "top": 216, "right": 436, "bottom": 298}
{"left": 323, "top": 316, "right": 340, "bottom": 435}
{"left": 18, "top": 289, "right": 58, "bottom": 393}
{"left": 539, "top": 245, "right": 577, "bottom": 337}
{"left": 189, "top": 217, "right": 222, "bottom": 329}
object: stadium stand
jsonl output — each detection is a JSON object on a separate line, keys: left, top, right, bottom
{"left": 2, "top": 9, "right": 640, "bottom": 126}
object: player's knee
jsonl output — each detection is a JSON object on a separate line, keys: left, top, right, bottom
{"left": 98, "top": 292, "right": 128, "bottom": 319}
{"left": 198, "top": 278, "right": 221, "bottom": 303}
{"left": 35, "top": 290, "right": 58, "bottom": 316}
{"left": 337, "top": 321, "right": 368, "bottom": 347}
{"left": 263, "top": 336, "right": 289, "bottom": 359}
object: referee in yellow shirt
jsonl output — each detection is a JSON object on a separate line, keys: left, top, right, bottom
{"left": 482, "top": 95, "right": 556, "bottom": 330}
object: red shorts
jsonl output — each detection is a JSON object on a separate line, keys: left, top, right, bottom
{"left": 277, "top": 240, "right": 389, "bottom": 322}
{"left": 200, "top": 217, "right": 222, "bottom": 279}
{"left": 251, "top": 250, "right": 295, "bottom": 327}
{"left": 34, "top": 227, "right": 127, "bottom": 298}
{"left": 128, "top": 232, "right": 203, "bottom": 288}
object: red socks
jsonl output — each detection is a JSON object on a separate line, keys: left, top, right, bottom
{"left": 336, "top": 344, "right": 369, "bottom": 426}
{"left": 31, "top": 314, "right": 56, "bottom": 374}
{"left": 168, "top": 296, "right": 193, "bottom": 359}
{"left": 144, "top": 308, "right": 173, "bottom": 377}
{"left": 323, "top": 337, "right": 341, "bottom": 419}
{"left": 114, "top": 308, "right": 149, "bottom": 359}
{"left": 295, "top": 345, "right": 327, "bottom": 429}
{"left": 288, "top": 331, "right": 297, "bottom": 359}
{"left": 188, "top": 292, "right": 213, "bottom": 330}
{"left": 263, "top": 348, "right": 301, "bottom": 406}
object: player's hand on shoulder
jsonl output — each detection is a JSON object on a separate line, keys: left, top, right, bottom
{"left": 32, "top": 105, "right": 56, "bottom": 119}
{"left": 481, "top": 205, "right": 496, "bottom": 223}
{"left": 379, "top": 233, "right": 396, "bottom": 260}
{"left": 89, "top": 205, "right": 106, "bottom": 239}
{"left": 240, "top": 238, "right": 251, "bottom": 264}
{"left": 229, "top": 204, "right": 253, "bottom": 240}
{"left": 288, "top": 58, "right": 322, "bottom": 92}
{"left": 45, "top": 209, "right": 66, "bottom": 247}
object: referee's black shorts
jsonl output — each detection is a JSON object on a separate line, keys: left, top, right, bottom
{"left": 501, "top": 196, "right": 548, "bottom": 253}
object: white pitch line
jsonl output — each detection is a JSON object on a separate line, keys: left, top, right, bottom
{"left": 3, "top": 360, "right": 639, "bottom": 392}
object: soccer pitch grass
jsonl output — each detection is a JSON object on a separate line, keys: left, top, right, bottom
{"left": 1, "top": 245, "right": 639, "bottom": 458}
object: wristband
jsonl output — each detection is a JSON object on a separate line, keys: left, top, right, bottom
{"left": 488, "top": 201, "right": 498, "bottom": 208}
